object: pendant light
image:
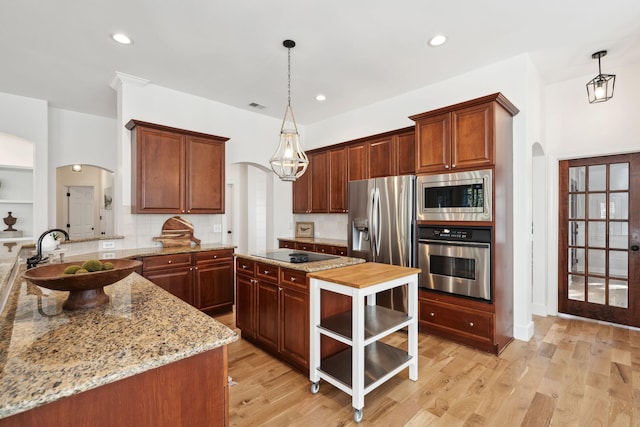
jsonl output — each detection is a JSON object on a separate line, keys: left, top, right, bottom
{"left": 586, "top": 50, "right": 615, "bottom": 103}
{"left": 270, "top": 40, "right": 309, "bottom": 182}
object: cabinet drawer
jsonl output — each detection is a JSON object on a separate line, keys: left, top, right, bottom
{"left": 196, "top": 249, "right": 234, "bottom": 264}
{"left": 279, "top": 240, "right": 295, "bottom": 249}
{"left": 280, "top": 268, "right": 307, "bottom": 291}
{"left": 256, "top": 262, "right": 280, "bottom": 283}
{"left": 236, "top": 258, "right": 255, "bottom": 276}
{"left": 143, "top": 253, "right": 193, "bottom": 271}
{"left": 315, "top": 244, "right": 333, "bottom": 254}
{"left": 420, "top": 300, "right": 493, "bottom": 340}
{"left": 295, "top": 242, "right": 315, "bottom": 252}
{"left": 332, "top": 246, "right": 347, "bottom": 256}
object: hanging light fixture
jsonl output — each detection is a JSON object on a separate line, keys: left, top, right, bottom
{"left": 270, "top": 39, "right": 309, "bottom": 182}
{"left": 586, "top": 50, "right": 615, "bottom": 103}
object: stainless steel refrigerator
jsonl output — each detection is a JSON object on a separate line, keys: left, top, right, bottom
{"left": 348, "top": 175, "right": 416, "bottom": 312}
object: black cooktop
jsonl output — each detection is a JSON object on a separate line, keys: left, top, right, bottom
{"left": 252, "top": 250, "right": 339, "bottom": 264}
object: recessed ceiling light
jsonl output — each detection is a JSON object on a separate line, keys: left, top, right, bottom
{"left": 315, "top": 94, "right": 327, "bottom": 102}
{"left": 111, "top": 33, "right": 133, "bottom": 45}
{"left": 428, "top": 34, "right": 447, "bottom": 47}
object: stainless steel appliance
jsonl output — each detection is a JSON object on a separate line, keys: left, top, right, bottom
{"left": 348, "top": 175, "right": 416, "bottom": 311}
{"left": 418, "top": 225, "right": 491, "bottom": 301}
{"left": 416, "top": 169, "right": 492, "bottom": 222}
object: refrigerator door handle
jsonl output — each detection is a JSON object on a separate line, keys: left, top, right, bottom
{"left": 373, "top": 187, "right": 381, "bottom": 257}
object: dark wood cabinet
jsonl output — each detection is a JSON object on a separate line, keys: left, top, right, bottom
{"left": 411, "top": 94, "right": 517, "bottom": 174}
{"left": 310, "top": 151, "right": 329, "bottom": 213}
{"left": 234, "top": 259, "right": 310, "bottom": 372}
{"left": 278, "top": 239, "right": 347, "bottom": 256}
{"left": 235, "top": 258, "right": 256, "bottom": 337}
{"left": 142, "top": 249, "right": 234, "bottom": 315}
{"left": 347, "top": 142, "right": 368, "bottom": 181}
{"left": 194, "top": 250, "right": 234, "bottom": 315}
{"left": 395, "top": 130, "right": 416, "bottom": 175}
{"left": 413, "top": 93, "right": 519, "bottom": 355}
{"left": 328, "top": 147, "right": 348, "bottom": 213}
{"left": 127, "top": 120, "right": 228, "bottom": 214}
{"left": 291, "top": 127, "right": 413, "bottom": 214}
{"left": 368, "top": 137, "right": 395, "bottom": 178}
{"left": 292, "top": 162, "right": 311, "bottom": 213}
{"left": 142, "top": 253, "right": 194, "bottom": 304}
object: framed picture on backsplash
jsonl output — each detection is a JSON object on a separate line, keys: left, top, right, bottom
{"left": 295, "top": 222, "right": 314, "bottom": 238}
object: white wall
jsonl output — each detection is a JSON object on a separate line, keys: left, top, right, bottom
{"left": 0, "top": 92, "right": 48, "bottom": 236}
{"left": 543, "top": 60, "right": 640, "bottom": 315}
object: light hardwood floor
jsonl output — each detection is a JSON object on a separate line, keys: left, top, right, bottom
{"left": 214, "top": 313, "right": 640, "bottom": 426}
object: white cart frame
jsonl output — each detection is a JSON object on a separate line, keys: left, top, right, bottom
{"left": 309, "top": 269, "right": 418, "bottom": 423}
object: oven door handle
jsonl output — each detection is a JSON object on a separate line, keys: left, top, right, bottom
{"left": 419, "top": 239, "right": 490, "bottom": 249}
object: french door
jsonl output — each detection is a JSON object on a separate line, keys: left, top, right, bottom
{"left": 558, "top": 153, "right": 640, "bottom": 327}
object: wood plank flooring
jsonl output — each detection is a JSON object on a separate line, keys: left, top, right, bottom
{"left": 214, "top": 313, "right": 640, "bottom": 426}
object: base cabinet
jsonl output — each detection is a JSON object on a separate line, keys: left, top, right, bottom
{"left": 278, "top": 239, "right": 347, "bottom": 256}
{"left": 418, "top": 290, "right": 511, "bottom": 354}
{"left": 235, "top": 258, "right": 309, "bottom": 372}
{"left": 0, "top": 347, "right": 230, "bottom": 427}
{"left": 142, "top": 249, "right": 234, "bottom": 315}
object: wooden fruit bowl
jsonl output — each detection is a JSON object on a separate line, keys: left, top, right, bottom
{"left": 22, "top": 259, "right": 142, "bottom": 310}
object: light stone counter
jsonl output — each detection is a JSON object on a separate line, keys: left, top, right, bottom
{"left": 0, "top": 254, "right": 237, "bottom": 419}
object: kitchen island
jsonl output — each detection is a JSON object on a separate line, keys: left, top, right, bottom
{"left": 235, "top": 250, "right": 365, "bottom": 372}
{"left": 0, "top": 258, "right": 237, "bottom": 426}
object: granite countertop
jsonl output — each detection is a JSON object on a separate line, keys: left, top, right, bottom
{"left": 236, "top": 249, "right": 365, "bottom": 273}
{"left": 277, "top": 237, "right": 348, "bottom": 247}
{"left": 64, "top": 243, "right": 237, "bottom": 263}
{"left": 0, "top": 260, "right": 237, "bottom": 419}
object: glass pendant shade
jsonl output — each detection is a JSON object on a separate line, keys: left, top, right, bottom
{"left": 270, "top": 104, "right": 308, "bottom": 181}
{"left": 586, "top": 51, "right": 615, "bottom": 103}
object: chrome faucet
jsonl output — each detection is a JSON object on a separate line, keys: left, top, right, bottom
{"left": 26, "top": 229, "right": 71, "bottom": 269}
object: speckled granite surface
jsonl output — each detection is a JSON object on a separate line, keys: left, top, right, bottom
{"left": 236, "top": 249, "right": 365, "bottom": 272}
{"left": 0, "top": 265, "right": 237, "bottom": 419}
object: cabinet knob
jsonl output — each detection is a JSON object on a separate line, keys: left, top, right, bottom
{"left": 444, "top": 165, "right": 449, "bottom": 169}
{"left": 194, "top": 266, "right": 198, "bottom": 270}
{"left": 278, "top": 287, "right": 282, "bottom": 292}
{"left": 430, "top": 312, "right": 435, "bottom": 317}
{"left": 264, "top": 270, "right": 269, "bottom": 274}
{"left": 242, "top": 264, "right": 247, "bottom": 269}
{"left": 168, "top": 260, "right": 172, "bottom": 264}
{"left": 291, "top": 277, "right": 296, "bottom": 282}
{"left": 452, "top": 164, "right": 456, "bottom": 169}
{"left": 469, "top": 322, "right": 474, "bottom": 327}
{"left": 213, "top": 255, "right": 217, "bottom": 259}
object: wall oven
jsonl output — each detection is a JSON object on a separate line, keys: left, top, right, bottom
{"left": 418, "top": 225, "right": 491, "bottom": 301}
{"left": 417, "top": 169, "right": 492, "bottom": 222}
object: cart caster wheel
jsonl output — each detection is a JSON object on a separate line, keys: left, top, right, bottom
{"left": 354, "top": 408, "right": 363, "bottom": 423}
{"left": 310, "top": 382, "right": 320, "bottom": 394}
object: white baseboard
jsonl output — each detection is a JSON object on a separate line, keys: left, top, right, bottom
{"left": 513, "top": 320, "right": 534, "bottom": 341}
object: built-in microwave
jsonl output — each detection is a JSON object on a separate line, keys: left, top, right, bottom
{"left": 417, "top": 169, "right": 492, "bottom": 222}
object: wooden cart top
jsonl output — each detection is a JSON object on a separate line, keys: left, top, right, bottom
{"left": 307, "top": 262, "right": 420, "bottom": 289}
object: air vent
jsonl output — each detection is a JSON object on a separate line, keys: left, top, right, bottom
{"left": 248, "top": 102, "right": 266, "bottom": 110}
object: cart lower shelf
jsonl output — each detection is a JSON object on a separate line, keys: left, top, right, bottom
{"left": 318, "top": 341, "right": 412, "bottom": 391}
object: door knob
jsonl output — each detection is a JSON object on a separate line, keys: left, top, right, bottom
{"left": 631, "top": 245, "right": 639, "bottom": 251}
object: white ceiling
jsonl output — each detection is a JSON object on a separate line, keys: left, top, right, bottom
{"left": 1, "top": 1, "right": 639, "bottom": 124}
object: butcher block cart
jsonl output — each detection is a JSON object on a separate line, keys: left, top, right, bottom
{"left": 307, "top": 262, "right": 420, "bottom": 423}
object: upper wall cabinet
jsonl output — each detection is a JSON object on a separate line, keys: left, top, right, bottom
{"left": 410, "top": 93, "right": 519, "bottom": 174}
{"left": 127, "top": 120, "right": 229, "bottom": 214}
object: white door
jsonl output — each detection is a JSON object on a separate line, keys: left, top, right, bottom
{"left": 66, "top": 186, "right": 95, "bottom": 239}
